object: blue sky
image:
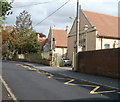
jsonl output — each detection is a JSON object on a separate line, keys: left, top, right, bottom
{"left": 6, "top": 0, "right": 119, "bottom": 36}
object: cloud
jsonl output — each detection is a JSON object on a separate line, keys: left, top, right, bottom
{"left": 80, "top": 0, "right": 119, "bottom": 16}
{"left": 5, "top": 0, "right": 119, "bottom": 36}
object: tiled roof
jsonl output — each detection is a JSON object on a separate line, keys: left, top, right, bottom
{"left": 36, "top": 32, "right": 46, "bottom": 37}
{"left": 38, "top": 38, "right": 47, "bottom": 49}
{"left": 5, "top": 26, "right": 14, "bottom": 32}
{"left": 52, "top": 29, "right": 68, "bottom": 47}
{"left": 84, "top": 11, "right": 118, "bottom": 37}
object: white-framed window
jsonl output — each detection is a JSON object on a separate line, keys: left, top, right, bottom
{"left": 104, "top": 44, "right": 110, "bottom": 49}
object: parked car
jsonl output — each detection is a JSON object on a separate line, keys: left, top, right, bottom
{"left": 61, "top": 57, "right": 72, "bottom": 66}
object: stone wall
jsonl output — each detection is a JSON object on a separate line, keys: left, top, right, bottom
{"left": 16, "top": 53, "right": 51, "bottom": 66}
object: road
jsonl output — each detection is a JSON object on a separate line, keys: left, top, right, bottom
{"left": 2, "top": 82, "right": 13, "bottom": 101}
{"left": 2, "top": 61, "right": 120, "bottom": 101}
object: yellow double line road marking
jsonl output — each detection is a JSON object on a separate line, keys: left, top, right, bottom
{"left": 16, "top": 64, "right": 37, "bottom": 71}
{"left": 16, "top": 63, "right": 119, "bottom": 94}
{"left": 64, "top": 79, "right": 77, "bottom": 85}
{"left": 36, "top": 70, "right": 54, "bottom": 78}
{"left": 64, "top": 78, "right": 118, "bottom": 94}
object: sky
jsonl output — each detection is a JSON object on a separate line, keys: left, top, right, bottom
{"left": 5, "top": 0, "right": 119, "bottom": 36}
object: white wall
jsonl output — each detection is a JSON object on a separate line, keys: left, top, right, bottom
{"left": 96, "top": 38, "right": 119, "bottom": 50}
{"left": 118, "top": 40, "right": 120, "bottom": 47}
{"left": 55, "top": 48, "right": 67, "bottom": 56}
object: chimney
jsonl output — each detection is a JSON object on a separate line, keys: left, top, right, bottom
{"left": 37, "top": 33, "right": 40, "bottom": 39}
{"left": 66, "top": 25, "right": 69, "bottom": 33}
{"left": 84, "top": 24, "right": 88, "bottom": 31}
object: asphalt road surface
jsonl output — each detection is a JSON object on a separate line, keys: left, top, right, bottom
{"left": 2, "top": 61, "right": 120, "bottom": 101}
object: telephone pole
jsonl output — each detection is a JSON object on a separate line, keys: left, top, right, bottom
{"left": 76, "top": 0, "right": 80, "bottom": 53}
{"left": 50, "top": 26, "right": 54, "bottom": 66}
{"left": 50, "top": 26, "right": 53, "bottom": 50}
{"left": 73, "top": 0, "right": 80, "bottom": 71}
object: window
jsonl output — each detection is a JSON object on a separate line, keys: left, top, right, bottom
{"left": 104, "top": 44, "right": 110, "bottom": 49}
{"left": 53, "top": 38, "right": 55, "bottom": 41}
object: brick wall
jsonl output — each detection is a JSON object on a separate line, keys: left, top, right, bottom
{"left": 77, "top": 48, "right": 120, "bottom": 78}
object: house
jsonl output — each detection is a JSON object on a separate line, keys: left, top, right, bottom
{"left": 44, "top": 28, "right": 68, "bottom": 57}
{"left": 36, "top": 32, "right": 46, "bottom": 39}
{"left": 5, "top": 26, "right": 14, "bottom": 32}
{"left": 68, "top": 10, "right": 120, "bottom": 61}
{"left": 38, "top": 38, "right": 47, "bottom": 51}
{"left": 34, "top": 32, "right": 46, "bottom": 51}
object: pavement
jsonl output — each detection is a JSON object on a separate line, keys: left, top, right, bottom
{"left": 22, "top": 62, "right": 120, "bottom": 90}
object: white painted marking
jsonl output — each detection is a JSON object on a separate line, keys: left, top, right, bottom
{"left": 0, "top": 76, "right": 18, "bottom": 102}
{"left": 117, "top": 92, "right": 120, "bottom": 94}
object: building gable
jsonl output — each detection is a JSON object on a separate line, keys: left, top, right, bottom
{"left": 84, "top": 11, "right": 118, "bottom": 37}
{"left": 69, "top": 10, "right": 118, "bottom": 38}
{"left": 52, "top": 29, "right": 68, "bottom": 48}
{"left": 69, "top": 9, "right": 93, "bottom": 36}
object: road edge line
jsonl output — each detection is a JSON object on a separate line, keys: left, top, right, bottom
{"left": 0, "top": 76, "right": 18, "bottom": 102}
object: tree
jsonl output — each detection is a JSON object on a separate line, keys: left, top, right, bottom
{"left": 16, "top": 10, "right": 32, "bottom": 36}
{"left": 0, "top": 34, "right": 2, "bottom": 59}
{"left": 18, "top": 33, "right": 40, "bottom": 54}
{"left": 2, "top": 10, "right": 40, "bottom": 59}
{"left": 0, "top": 0, "right": 13, "bottom": 59}
{"left": 0, "top": 0, "right": 13, "bottom": 17}
{"left": 2, "top": 28, "right": 16, "bottom": 58}
{"left": 0, "top": 0, "right": 13, "bottom": 36}
{"left": 0, "top": 0, "right": 13, "bottom": 29}
{"left": 15, "top": 10, "right": 40, "bottom": 54}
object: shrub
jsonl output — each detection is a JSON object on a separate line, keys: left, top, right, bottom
{"left": 59, "top": 60, "right": 64, "bottom": 67}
